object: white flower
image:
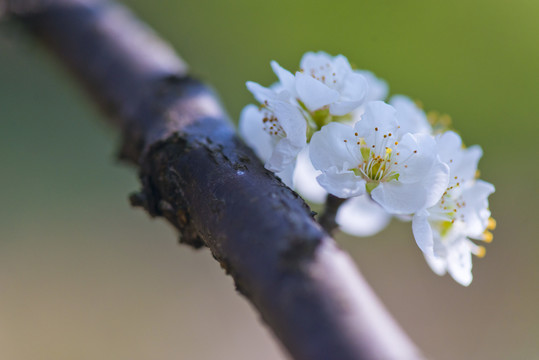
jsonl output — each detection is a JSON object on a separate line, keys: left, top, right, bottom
{"left": 239, "top": 84, "right": 307, "bottom": 173}
{"left": 271, "top": 51, "right": 369, "bottom": 116}
{"left": 389, "top": 95, "right": 432, "bottom": 135}
{"left": 412, "top": 131, "right": 495, "bottom": 286}
{"left": 241, "top": 52, "right": 370, "bottom": 184}
{"left": 310, "top": 101, "right": 449, "bottom": 214}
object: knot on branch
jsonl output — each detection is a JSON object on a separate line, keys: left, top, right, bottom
{"left": 131, "top": 134, "right": 205, "bottom": 249}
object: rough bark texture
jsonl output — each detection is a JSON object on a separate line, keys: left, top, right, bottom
{"left": 5, "top": 1, "right": 425, "bottom": 359}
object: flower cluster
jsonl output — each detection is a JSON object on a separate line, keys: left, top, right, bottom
{"left": 240, "top": 51, "right": 495, "bottom": 286}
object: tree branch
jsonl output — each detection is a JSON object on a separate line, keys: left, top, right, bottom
{"left": 5, "top": 1, "right": 424, "bottom": 359}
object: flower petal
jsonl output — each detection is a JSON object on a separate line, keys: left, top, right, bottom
{"left": 309, "top": 122, "right": 359, "bottom": 171}
{"left": 354, "top": 101, "right": 398, "bottom": 145}
{"left": 300, "top": 51, "right": 334, "bottom": 72}
{"left": 422, "top": 160, "right": 450, "bottom": 209}
{"left": 316, "top": 167, "right": 365, "bottom": 199}
{"left": 397, "top": 133, "right": 436, "bottom": 184}
{"left": 339, "top": 72, "right": 368, "bottom": 99}
{"left": 239, "top": 104, "right": 273, "bottom": 162}
{"left": 295, "top": 72, "right": 339, "bottom": 111}
{"left": 355, "top": 70, "right": 389, "bottom": 102}
{"left": 412, "top": 209, "right": 434, "bottom": 254}
{"left": 266, "top": 137, "right": 303, "bottom": 173}
{"left": 246, "top": 81, "right": 278, "bottom": 104}
{"left": 271, "top": 60, "right": 296, "bottom": 95}
{"left": 269, "top": 100, "right": 307, "bottom": 145}
{"left": 275, "top": 162, "right": 295, "bottom": 188}
{"left": 293, "top": 147, "right": 327, "bottom": 204}
{"left": 329, "top": 100, "right": 364, "bottom": 116}
{"left": 371, "top": 181, "right": 427, "bottom": 214}
{"left": 336, "top": 195, "right": 391, "bottom": 236}
{"left": 424, "top": 253, "right": 447, "bottom": 276}
{"left": 460, "top": 180, "right": 495, "bottom": 236}
{"left": 446, "top": 240, "right": 473, "bottom": 286}
{"left": 390, "top": 95, "right": 431, "bottom": 135}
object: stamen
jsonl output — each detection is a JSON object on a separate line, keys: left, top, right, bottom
{"left": 474, "top": 245, "right": 486, "bottom": 258}
{"left": 483, "top": 231, "right": 493, "bottom": 243}
{"left": 487, "top": 217, "right": 497, "bottom": 230}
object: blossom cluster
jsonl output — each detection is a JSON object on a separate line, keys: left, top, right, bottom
{"left": 239, "top": 52, "right": 495, "bottom": 286}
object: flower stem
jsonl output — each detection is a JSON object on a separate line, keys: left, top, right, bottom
{"left": 318, "top": 194, "right": 346, "bottom": 234}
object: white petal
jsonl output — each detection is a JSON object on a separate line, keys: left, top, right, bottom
{"left": 329, "top": 100, "right": 363, "bottom": 116}
{"left": 453, "top": 145, "right": 483, "bottom": 183}
{"left": 329, "top": 100, "right": 364, "bottom": 116}
{"left": 316, "top": 167, "right": 365, "bottom": 199}
{"left": 397, "top": 133, "right": 436, "bottom": 184}
{"left": 309, "top": 122, "right": 359, "bottom": 171}
{"left": 355, "top": 70, "right": 389, "bottom": 102}
{"left": 246, "top": 81, "right": 279, "bottom": 104}
{"left": 446, "top": 240, "right": 473, "bottom": 286}
{"left": 300, "top": 51, "right": 333, "bottom": 71}
{"left": 239, "top": 105, "right": 273, "bottom": 162}
{"left": 354, "top": 101, "right": 398, "bottom": 145}
{"left": 293, "top": 147, "right": 327, "bottom": 204}
{"left": 269, "top": 100, "right": 307, "bottom": 145}
{"left": 436, "top": 131, "right": 483, "bottom": 184}
{"left": 460, "top": 180, "right": 495, "bottom": 236}
{"left": 266, "top": 138, "right": 302, "bottom": 173}
{"left": 412, "top": 209, "right": 434, "bottom": 254}
{"left": 336, "top": 195, "right": 391, "bottom": 236}
{"left": 342, "top": 72, "right": 369, "bottom": 96}
{"left": 271, "top": 61, "right": 296, "bottom": 95}
{"left": 424, "top": 253, "right": 447, "bottom": 276}
{"left": 331, "top": 54, "right": 354, "bottom": 74}
{"left": 422, "top": 160, "right": 450, "bottom": 209}
{"left": 390, "top": 95, "right": 432, "bottom": 135}
{"left": 436, "top": 130, "right": 462, "bottom": 162}
{"left": 275, "top": 162, "right": 295, "bottom": 188}
{"left": 371, "top": 181, "right": 427, "bottom": 214}
{"left": 295, "top": 72, "right": 339, "bottom": 111}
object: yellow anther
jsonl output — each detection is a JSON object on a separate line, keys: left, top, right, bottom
{"left": 439, "top": 114, "right": 452, "bottom": 126}
{"left": 475, "top": 170, "right": 481, "bottom": 179}
{"left": 385, "top": 148, "right": 392, "bottom": 154}
{"left": 487, "top": 217, "right": 497, "bottom": 230}
{"left": 483, "top": 231, "right": 493, "bottom": 243}
{"left": 475, "top": 246, "right": 486, "bottom": 258}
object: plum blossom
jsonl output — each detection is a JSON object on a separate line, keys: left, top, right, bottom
{"left": 412, "top": 131, "right": 495, "bottom": 285}
{"left": 240, "top": 52, "right": 370, "bottom": 178}
{"left": 239, "top": 90, "right": 306, "bottom": 177}
{"left": 271, "top": 51, "right": 369, "bottom": 116}
{"left": 239, "top": 51, "right": 495, "bottom": 285}
{"left": 310, "top": 101, "right": 449, "bottom": 214}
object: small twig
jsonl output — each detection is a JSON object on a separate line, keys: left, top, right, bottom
{"left": 318, "top": 194, "right": 346, "bottom": 235}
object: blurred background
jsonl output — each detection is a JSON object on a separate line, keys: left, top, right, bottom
{"left": 1, "top": 0, "right": 538, "bottom": 359}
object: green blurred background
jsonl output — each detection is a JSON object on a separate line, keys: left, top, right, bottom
{"left": 1, "top": 0, "right": 538, "bottom": 359}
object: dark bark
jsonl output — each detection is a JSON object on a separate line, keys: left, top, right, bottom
{"left": 5, "top": 1, "right": 424, "bottom": 359}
